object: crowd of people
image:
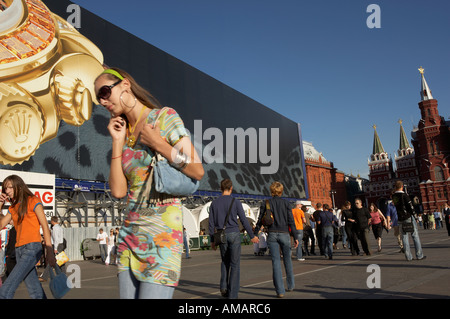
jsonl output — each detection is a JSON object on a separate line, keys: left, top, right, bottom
{"left": 0, "top": 65, "right": 448, "bottom": 300}
{"left": 248, "top": 180, "right": 433, "bottom": 265}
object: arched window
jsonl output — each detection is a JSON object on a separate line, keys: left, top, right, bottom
{"left": 434, "top": 166, "right": 444, "bottom": 181}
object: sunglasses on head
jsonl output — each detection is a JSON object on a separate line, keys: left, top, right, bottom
{"left": 96, "top": 79, "right": 122, "bottom": 101}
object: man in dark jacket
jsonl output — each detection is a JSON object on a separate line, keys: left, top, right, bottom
{"left": 353, "top": 198, "right": 372, "bottom": 256}
{"left": 209, "top": 179, "right": 258, "bottom": 299}
{"left": 392, "top": 180, "right": 425, "bottom": 261}
{"left": 318, "top": 204, "right": 338, "bottom": 259}
{"left": 312, "top": 203, "right": 324, "bottom": 256}
{"left": 254, "top": 182, "right": 298, "bottom": 298}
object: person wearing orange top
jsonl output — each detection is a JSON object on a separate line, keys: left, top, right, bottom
{"left": 0, "top": 175, "right": 56, "bottom": 299}
{"left": 292, "top": 201, "right": 306, "bottom": 261}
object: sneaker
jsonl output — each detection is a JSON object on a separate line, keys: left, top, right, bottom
{"left": 297, "top": 258, "right": 305, "bottom": 261}
{"left": 417, "top": 256, "right": 427, "bottom": 261}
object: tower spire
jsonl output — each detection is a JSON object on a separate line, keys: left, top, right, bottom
{"left": 419, "top": 66, "right": 433, "bottom": 101}
{"left": 372, "top": 124, "right": 385, "bottom": 154}
{"left": 398, "top": 119, "right": 411, "bottom": 150}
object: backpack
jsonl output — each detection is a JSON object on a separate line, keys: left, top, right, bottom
{"left": 261, "top": 200, "right": 274, "bottom": 226}
{"left": 392, "top": 192, "right": 412, "bottom": 221}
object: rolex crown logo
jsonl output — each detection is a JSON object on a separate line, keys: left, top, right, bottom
{"left": 0, "top": 84, "right": 44, "bottom": 164}
{"left": 5, "top": 109, "right": 33, "bottom": 143}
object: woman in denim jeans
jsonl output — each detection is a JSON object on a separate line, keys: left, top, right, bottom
{"left": 255, "top": 182, "right": 299, "bottom": 298}
{"left": 0, "top": 175, "right": 56, "bottom": 299}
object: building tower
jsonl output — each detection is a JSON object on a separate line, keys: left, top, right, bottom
{"left": 366, "top": 125, "right": 395, "bottom": 209}
{"left": 395, "top": 119, "right": 420, "bottom": 198}
{"left": 411, "top": 67, "right": 450, "bottom": 213}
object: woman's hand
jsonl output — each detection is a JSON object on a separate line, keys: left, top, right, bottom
{"left": 0, "top": 192, "right": 9, "bottom": 205}
{"left": 46, "top": 246, "right": 57, "bottom": 268}
{"left": 140, "top": 120, "right": 165, "bottom": 151}
{"left": 107, "top": 116, "right": 127, "bottom": 142}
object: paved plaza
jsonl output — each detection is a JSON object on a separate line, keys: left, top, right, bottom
{"left": 12, "top": 227, "right": 450, "bottom": 300}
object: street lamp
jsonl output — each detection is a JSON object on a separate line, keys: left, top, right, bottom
{"left": 330, "top": 190, "right": 336, "bottom": 209}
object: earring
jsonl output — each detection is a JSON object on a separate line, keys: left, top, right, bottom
{"left": 120, "top": 90, "right": 137, "bottom": 109}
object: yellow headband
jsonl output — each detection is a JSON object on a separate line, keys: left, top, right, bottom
{"left": 101, "top": 69, "right": 124, "bottom": 80}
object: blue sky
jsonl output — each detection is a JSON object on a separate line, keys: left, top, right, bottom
{"left": 71, "top": 0, "right": 450, "bottom": 179}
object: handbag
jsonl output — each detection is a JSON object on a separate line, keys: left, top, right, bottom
{"left": 261, "top": 200, "right": 274, "bottom": 226}
{"left": 150, "top": 107, "right": 200, "bottom": 196}
{"left": 402, "top": 217, "right": 414, "bottom": 233}
{"left": 49, "top": 265, "right": 71, "bottom": 299}
{"left": 213, "top": 198, "right": 235, "bottom": 245}
{"left": 56, "top": 251, "right": 69, "bottom": 266}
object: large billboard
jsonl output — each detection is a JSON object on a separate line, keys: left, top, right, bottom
{"left": 0, "top": 0, "right": 307, "bottom": 199}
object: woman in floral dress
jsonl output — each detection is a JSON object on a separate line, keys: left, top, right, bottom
{"left": 94, "top": 68, "right": 204, "bottom": 299}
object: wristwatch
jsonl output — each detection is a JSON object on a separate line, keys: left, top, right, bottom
{"left": 0, "top": 0, "right": 104, "bottom": 165}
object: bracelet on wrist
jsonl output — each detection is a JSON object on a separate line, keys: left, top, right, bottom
{"left": 111, "top": 154, "right": 122, "bottom": 160}
{"left": 170, "top": 152, "right": 191, "bottom": 171}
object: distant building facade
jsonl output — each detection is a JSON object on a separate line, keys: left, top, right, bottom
{"left": 411, "top": 68, "right": 450, "bottom": 214}
{"left": 303, "top": 141, "right": 347, "bottom": 208}
{"left": 365, "top": 68, "right": 449, "bottom": 213}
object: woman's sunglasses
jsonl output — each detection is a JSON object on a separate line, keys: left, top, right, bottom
{"left": 96, "top": 79, "right": 122, "bottom": 101}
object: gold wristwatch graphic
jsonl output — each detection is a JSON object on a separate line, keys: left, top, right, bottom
{"left": 0, "top": 0, "right": 104, "bottom": 165}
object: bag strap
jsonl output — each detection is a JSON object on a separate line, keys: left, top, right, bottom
{"left": 222, "top": 197, "right": 236, "bottom": 230}
{"left": 150, "top": 107, "right": 169, "bottom": 163}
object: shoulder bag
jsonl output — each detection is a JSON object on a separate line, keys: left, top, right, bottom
{"left": 49, "top": 265, "right": 71, "bottom": 299}
{"left": 402, "top": 216, "right": 415, "bottom": 233}
{"left": 213, "top": 197, "right": 236, "bottom": 245}
{"left": 149, "top": 107, "right": 200, "bottom": 196}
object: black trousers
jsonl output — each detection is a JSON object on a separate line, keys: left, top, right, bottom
{"left": 357, "top": 228, "right": 371, "bottom": 255}
{"left": 345, "top": 226, "right": 359, "bottom": 255}
{"left": 315, "top": 225, "right": 323, "bottom": 255}
{"left": 303, "top": 227, "right": 316, "bottom": 254}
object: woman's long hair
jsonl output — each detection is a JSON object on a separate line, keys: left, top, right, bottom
{"left": 2, "top": 175, "right": 34, "bottom": 224}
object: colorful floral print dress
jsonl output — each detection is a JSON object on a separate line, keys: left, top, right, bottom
{"left": 117, "top": 107, "right": 187, "bottom": 287}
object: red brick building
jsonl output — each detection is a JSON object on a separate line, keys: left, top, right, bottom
{"left": 411, "top": 67, "right": 450, "bottom": 213}
{"left": 303, "top": 141, "right": 347, "bottom": 209}
{"left": 365, "top": 68, "right": 449, "bottom": 213}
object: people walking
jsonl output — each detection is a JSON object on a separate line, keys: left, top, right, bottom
{"left": 0, "top": 175, "right": 56, "bottom": 299}
{"left": 312, "top": 203, "right": 324, "bottom": 256}
{"left": 95, "top": 67, "right": 204, "bottom": 299}
{"left": 353, "top": 198, "right": 372, "bottom": 256}
{"left": 292, "top": 201, "right": 306, "bottom": 261}
{"left": 443, "top": 203, "right": 450, "bottom": 236}
{"left": 302, "top": 205, "right": 316, "bottom": 256}
{"left": 385, "top": 199, "right": 404, "bottom": 253}
{"left": 317, "top": 204, "right": 338, "bottom": 260}
{"left": 341, "top": 201, "right": 359, "bottom": 256}
{"left": 392, "top": 180, "right": 426, "bottom": 261}
{"left": 183, "top": 227, "right": 191, "bottom": 259}
{"left": 96, "top": 228, "right": 108, "bottom": 263}
{"left": 254, "top": 182, "right": 298, "bottom": 298}
{"left": 369, "top": 203, "right": 387, "bottom": 252}
{"left": 105, "top": 229, "right": 116, "bottom": 265}
{"left": 209, "top": 179, "right": 258, "bottom": 299}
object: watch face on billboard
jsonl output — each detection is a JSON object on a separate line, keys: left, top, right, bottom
{"left": 1, "top": 0, "right": 307, "bottom": 199}
{"left": 0, "top": 0, "right": 104, "bottom": 165}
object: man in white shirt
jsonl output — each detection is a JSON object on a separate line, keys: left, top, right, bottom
{"left": 51, "top": 216, "right": 64, "bottom": 254}
{"left": 97, "top": 228, "right": 108, "bottom": 263}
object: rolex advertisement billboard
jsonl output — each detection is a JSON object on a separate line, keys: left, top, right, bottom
{"left": 0, "top": 0, "right": 307, "bottom": 199}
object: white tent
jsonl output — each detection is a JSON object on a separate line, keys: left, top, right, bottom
{"left": 197, "top": 200, "right": 257, "bottom": 235}
{"left": 182, "top": 206, "right": 200, "bottom": 238}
